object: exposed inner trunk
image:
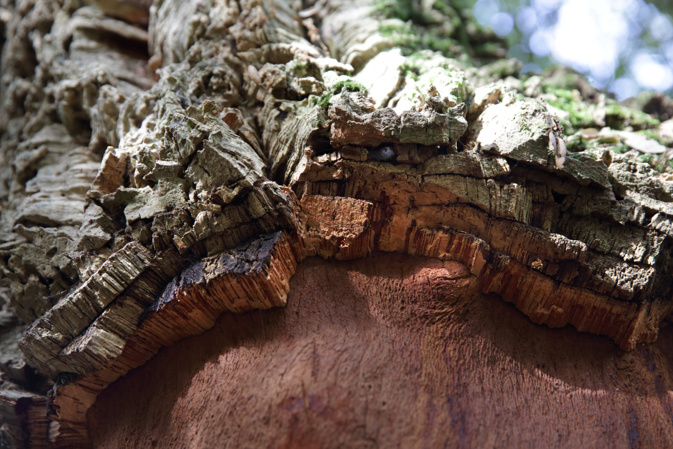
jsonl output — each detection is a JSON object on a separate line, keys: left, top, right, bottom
{"left": 88, "top": 254, "right": 673, "bottom": 449}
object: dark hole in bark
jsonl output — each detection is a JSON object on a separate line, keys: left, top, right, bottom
{"left": 82, "top": 29, "right": 149, "bottom": 61}
{"left": 309, "top": 134, "right": 333, "bottom": 157}
{"left": 551, "top": 190, "right": 567, "bottom": 204}
{"left": 369, "top": 144, "right": 396, "bottom": 162}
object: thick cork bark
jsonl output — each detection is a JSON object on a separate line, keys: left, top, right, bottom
{"left": 1, "top": 0, "right": 673, "bottom": 447}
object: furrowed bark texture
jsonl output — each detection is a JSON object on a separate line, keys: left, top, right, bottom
{"left": 1, "top": 0, "right": 673, "bottom": 447}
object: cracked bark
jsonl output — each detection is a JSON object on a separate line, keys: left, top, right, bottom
{"left": 1, "top": 0, "right": 673, "bottom": 448}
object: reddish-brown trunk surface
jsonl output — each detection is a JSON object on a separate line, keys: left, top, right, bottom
{"left": 87, "top": 254, "right": 673, "bottom": 449}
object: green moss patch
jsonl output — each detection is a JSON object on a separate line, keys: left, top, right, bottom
{"left": 604, "top": 102, "right": 659, "bottom": 130}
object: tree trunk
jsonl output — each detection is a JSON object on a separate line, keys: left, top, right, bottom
{"left": 2, "top": 0, "right": 673, "bottom": 448}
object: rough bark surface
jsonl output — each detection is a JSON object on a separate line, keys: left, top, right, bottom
{"left": 0, "top": 0, "right": 672, "bottom": 447}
